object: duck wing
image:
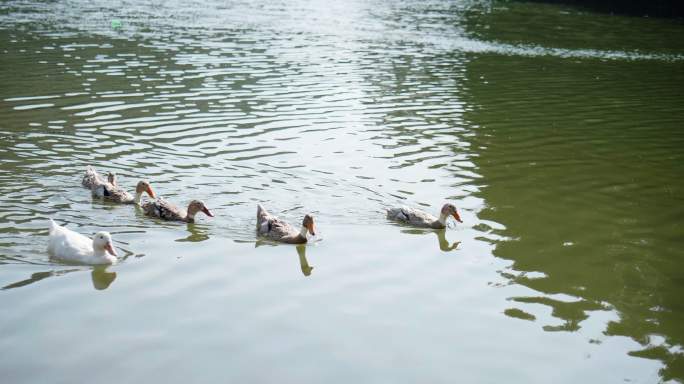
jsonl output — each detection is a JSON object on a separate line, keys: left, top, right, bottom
{"left": 264, "top": 218, "right": 299, "bottom": 240}
{"left": 256, "top": 204, "right": 274, "bottom": 232}
{"left": 256, "top": 205, "right": 300, "bottom": 240}
{"left": 84, "top": 167, "right": 133, "bottom": 203}
{"left": 143, "top": 198, "right": 185, "bottom": 221}
{"left": 48, "top": 220, "right": 93, "bottom": 260}
{"left": 387, "top": 206, "right": 436, "bottom": 228}
{"left": 97, "top": 183, "right": 134, "bottom": 203}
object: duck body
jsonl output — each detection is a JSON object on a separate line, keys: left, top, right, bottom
{"left": 387, "top": 206, "right": 444, "bottom": 229}
{"left": 47, "top": 219, "right": 117, "bottom": 265}
{"left": 82, "top": 167, "right": 155, "bottom": 204}
{"left": 387, "top": 203, "right": 462, "bottom": 229}
{"left": 82, "top": 166, "right": 108, "bottom": 190}
{"left": 92, "top": 183, "right": 135, "bottom": 204}
{"left": 256, "top": 204, "right": 315, "bottom": 244}
{"left": 142, "top": 198, "right": 213, "bottom": 223}
{"left": 142, "top": 198, "right": 185, "bottom": 221}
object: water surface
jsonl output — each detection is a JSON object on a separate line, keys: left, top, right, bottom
{"left": 1, "top": 1, "right": 683, "bottom": 382}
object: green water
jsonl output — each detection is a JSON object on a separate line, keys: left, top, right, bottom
{"left": 1, "top": 1, "right": 683, "bottom": 382}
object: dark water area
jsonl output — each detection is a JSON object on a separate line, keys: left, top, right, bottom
{"left": 465, "top": 55, "right": 684, "bottom": 381}
{"left": 519, "top": 0, "right": 684, "bottom": 19}
{"left": 0, "top": 0, "right": 683, "bottom": 382}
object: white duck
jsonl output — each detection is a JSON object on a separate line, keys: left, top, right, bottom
{"left": 47, "top": 219, "right": 118, "bottom": 265}
{"left": 387, "top": 203, "right": 462, "bottom": 229}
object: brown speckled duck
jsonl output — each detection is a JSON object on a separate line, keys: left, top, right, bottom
{"left": 387, "top": 203, "right": 462, "bottom": 229}
{"left": 82, "top": 166, "right": 156, "bottom": 204}
{"left": 256, "top": 204, "right": 315, "bottom": 244}
{"left": 142, "top": 198, "right": 214, "bottom": 223}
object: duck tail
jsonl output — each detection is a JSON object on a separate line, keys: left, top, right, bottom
{"left": 48, "top": 218, "right": 58, "bottom": 234}
{"left": 256, "top": 204, "right": 270, "bottom": 229}
{"left": 82, "top": 166, "right": 99, "bottom": 189}
{"left": 107, "top": 171, "right": 117, "bottom": 186}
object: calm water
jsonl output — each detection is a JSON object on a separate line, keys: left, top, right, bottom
{"left": 1, "top": 1, "right": 683, "bottom": 382}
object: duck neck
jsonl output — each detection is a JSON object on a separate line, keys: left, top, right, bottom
{"left": 438, "top": 212, "right": 448, "bottom": 226}
{"left": 186, "top": 208, "right": 197, "bottom": 221}
{"left": 134, "top": 191, "right": 143, "bottom": 204}
{"left": 299, "top": 225, "right": 309, "bottom": 239}
{"left": 92, "top": 245, "right": 107, "bottom": 258}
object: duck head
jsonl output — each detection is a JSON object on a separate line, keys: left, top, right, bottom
{"left": 441, "top": 203, "right": 462, "bottom": 223}
{"left": 93, "top": 231, "right": 117, "bottom": 256}
{"left": 135, "top": 180, "right": 156, "bottom": 199}
{"left": 187, "top": 200, "right": 214, "bottom": 219}
{"left": 302, "top": 214, "right": 316, "bottom": 236}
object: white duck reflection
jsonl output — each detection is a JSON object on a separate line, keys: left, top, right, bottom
{"left": 2, "top": 265, "right": 117, "bottom": 291}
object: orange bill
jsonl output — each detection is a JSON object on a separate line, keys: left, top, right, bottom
{"left": 105, "top": 242, "right": 118, "bottom": 256}
{"left": 146, "top": 185, "right": 156, "bottom": 199}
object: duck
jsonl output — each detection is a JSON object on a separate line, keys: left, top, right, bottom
{"left": 82, "top": 166, "right": 156, "bottom": 204}
{"left": 81, "top": 165, "right": 108, "bottom": 190}
{"left": 256, "top": 204, "right": 315, "bottom": 244}
{"left": 47, "top": 219, "right": 118, "bottom": 265}
{"left": 141, "top": 198, "right": 214, "bottom": 223}
{"left": 387, "top": 203, "right": 462, "bottom": 229}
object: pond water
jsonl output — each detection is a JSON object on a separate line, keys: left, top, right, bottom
{"left": 1, "top": 0, "right": 683, "bottom": 382}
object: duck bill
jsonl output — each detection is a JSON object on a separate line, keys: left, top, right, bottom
{"left": 308, "top": 223, "right": 316, "bottom": 236}
{"left": 146, "top": 185, "right": 156, "bottom": 199}
{"left": 452, "top": 212, "right": 463, "bottom": 223}
{"left": 202, "top": 207, "right": 214, "bottom": 217}
{"left": 105, "top": 242, "right": 118, "bottom": 256}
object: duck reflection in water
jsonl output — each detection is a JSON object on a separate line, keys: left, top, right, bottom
{"left": 296, "top": 244, "right": 313, "bottom": 276}
{"left": 255, "top": 240, "right": 314, "bottom": 277}
{"left": 91, "top": 265, "right": 117, "bottom": 290}
{"left": 2, "top": 265, "right": 117, "bottom": 291}
{"left": 176, "top": 223, "right": 210, "bottom": 243}
{"left": 400, "top": 228, "right": 460, "bottom": 252}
